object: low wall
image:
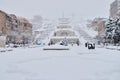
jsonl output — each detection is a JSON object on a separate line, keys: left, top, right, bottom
{"left": 0, "top": 36, "right": 6, "bottom": 47}
{"left": 50, "top": 38, "right": 80, "bottom": 44}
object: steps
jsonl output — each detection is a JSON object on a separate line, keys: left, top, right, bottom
{"left": 74, "top": 26, "right": 96, "bottom": 42}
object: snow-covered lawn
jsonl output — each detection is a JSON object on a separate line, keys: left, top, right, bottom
{"left": 0, "top": 45, "right": 120, "bottom": 80}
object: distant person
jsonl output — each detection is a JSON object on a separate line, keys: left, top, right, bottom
{"left": 93, "top": 43, "right": 95, "bottom": 49}
{"left": 85, "top": 42, "right": 88, "bottom": 47}
{"left": 48, "top": 43, "right": 50, "bottom": 46}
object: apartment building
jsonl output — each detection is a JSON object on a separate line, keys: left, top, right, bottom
{"left": 18, "top": 17, "right": 32, "bottom": 44}
{"left": 0, "top": 10, "right": 32, "bottom": 47}
{"left": 0, "top": 10, "right": 8, "bottom": 35}
{"left": 110, "top": 0, "right": 120, "bottom": 18}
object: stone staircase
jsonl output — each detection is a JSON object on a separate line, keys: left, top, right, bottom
{"left": 74, "top": 26, "right": 96, "bottom": 42}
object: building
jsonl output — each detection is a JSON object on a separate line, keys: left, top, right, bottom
{"left": 87, "top": 18, "right": 104, "bottom": 31}
{"left": 0, "top": 10, "right": 32, "bottom": 47}
{"left": 6, "top": 14, "right": 19, "bottom": 43}
{"left": 97, "top": 20, "right": 106, "bottom": 44}
{"left": 87, "top": 18, "right": 107, "bottom": 44}
{"left": 110, "top": 0, "right": 120, "bottom": 18}
{"left": 0, "top": 10, "right": 13, "bottom": 46}
{"left": 0, "top": 10, "right": 8, "bottom": 35}
{"left": 87, "top": 18, "right": 106, "bottom": 31}
{"left": 18, "top": 17, "right": 32, "bottom": 44}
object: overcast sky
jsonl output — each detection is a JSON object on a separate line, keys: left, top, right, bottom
{"left": 0, "top": 0, "right": 114, "bottom": 20}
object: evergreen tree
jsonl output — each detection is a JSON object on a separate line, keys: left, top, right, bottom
{"left": 104, "top": 17, "right": 120, "bottom": 45}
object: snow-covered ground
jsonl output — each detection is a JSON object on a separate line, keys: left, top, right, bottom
{"left": 0, "top": 45, "right": 120, "bottom": 80}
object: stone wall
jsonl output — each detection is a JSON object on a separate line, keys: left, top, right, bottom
{"left": 54, "top": 30, "right": 76, "bottom": 36}
{"left": 50, "top": 38, "right": 80, "bottom": 44}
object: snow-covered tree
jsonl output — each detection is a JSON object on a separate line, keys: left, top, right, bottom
{"left": 104, "top": 17, "right": 120, "bottom": 45}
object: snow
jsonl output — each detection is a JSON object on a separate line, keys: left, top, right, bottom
{"left": 105, "top": 45, "right": 120, "bottom": 51}
{"left": 0, "top": 45, "right": 120, "bottom": 80}
{"left": 0, "top": 36, "right": 6, "bottom": 40}
{"left": 0, "top": 17, "right": 120, "bottom": 80}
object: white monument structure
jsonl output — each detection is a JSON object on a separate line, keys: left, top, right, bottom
{"left": 49, "top": 17, "right": 80, "bottom": 46}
